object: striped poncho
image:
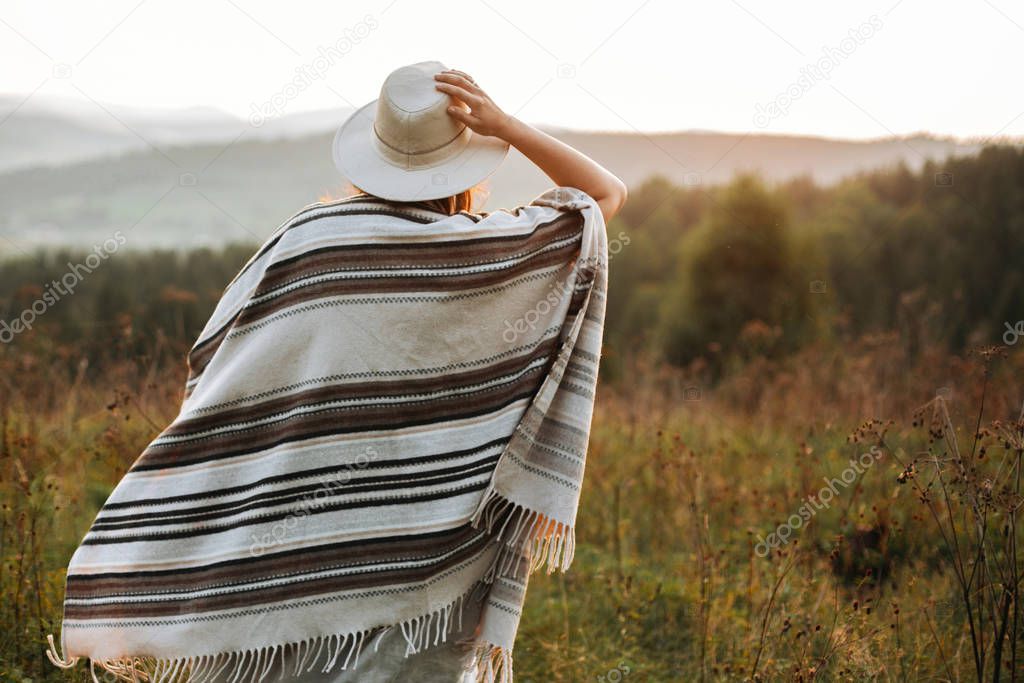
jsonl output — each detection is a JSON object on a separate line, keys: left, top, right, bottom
{"left": 46, "top": 185, "right": 608, "bottom": 683}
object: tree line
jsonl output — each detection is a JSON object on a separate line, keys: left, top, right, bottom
{"left": 1, "top": 144, "right": 1021, "bottom": 382}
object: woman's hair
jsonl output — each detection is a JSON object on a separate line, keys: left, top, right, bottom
{"left": 413, "top": 187, "right": 477, "bottom": 215}
{"left": 321, "top": 183, "right": 482, "bottom": 215}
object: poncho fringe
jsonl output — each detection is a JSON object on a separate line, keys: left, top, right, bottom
{"left": 45, "top": 506, "right": 571, "bottom": 683}
{"left": 48, "top": 586, "right": 474, "bottom": 682}
{"left": 46, "top": 509, "right": 571, "bottom": 683}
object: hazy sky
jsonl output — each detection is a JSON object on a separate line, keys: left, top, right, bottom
{"left": 1, "top": 0, "right": 1021, "bottom": 140}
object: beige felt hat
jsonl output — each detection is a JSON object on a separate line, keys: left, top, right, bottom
{"left": 332, "top": 60, "right": 510, "bottom": 201}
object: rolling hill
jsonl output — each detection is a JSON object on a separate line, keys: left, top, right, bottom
{"left": 0, "top": 95, "right": 999, "bottom": 253}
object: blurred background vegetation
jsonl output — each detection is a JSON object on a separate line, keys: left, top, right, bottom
{"left": 3, "top": 145, "right": 1022, "bottom": 379}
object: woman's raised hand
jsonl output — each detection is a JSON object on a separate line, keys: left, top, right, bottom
{"left": 435, "top": 67, "right": 628, "bottom": 221}
{"left": 433, "top": 70, "right": 513, "bottom": 140}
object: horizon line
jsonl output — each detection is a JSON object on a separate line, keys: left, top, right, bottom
{"left": 2, "top": 90, "right": 1021, "bottom": 148}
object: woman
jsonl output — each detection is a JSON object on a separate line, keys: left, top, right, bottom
{"left": 46, "top": 61, "right": 625, "bottom": 683}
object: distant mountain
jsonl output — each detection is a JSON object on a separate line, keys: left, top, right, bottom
{"left": 0, "top": 94, "right": 351, "bottom": 172}
{"left": 547, "top": 129, "right": 986, "bottom": 186}
{"left": 0, "top": 94, "right": 1008, "bottom": 253}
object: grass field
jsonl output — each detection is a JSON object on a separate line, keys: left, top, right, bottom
{"left": 2, "top": 337, "right": 1022, "bottom": 682}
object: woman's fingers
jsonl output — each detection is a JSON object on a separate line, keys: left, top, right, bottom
{"left": 444, "top": 105, "right": 481, "bottom": 128}
{"left": 434, "top": 81, "right": 483, "bottom": 108}
{"left": 434, "top": 69, "right": 506, "bottom": 136}
{"left": 434, "top": 72, "right": 483, "bottom": 98}
{"left": 438, "top": 70, "right": 479, "bottom": 90}
{"left": 445, "top": 69, "right": 478, "bottom": 87}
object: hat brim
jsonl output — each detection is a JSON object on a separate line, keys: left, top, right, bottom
{"left": 332, "top": 100, "right": 510, "bottom": 202}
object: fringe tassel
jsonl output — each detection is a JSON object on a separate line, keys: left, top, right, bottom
{"left": 470, "top": 485, "right": 577, "bottom": 577}
{"left": 46, "top": 633, "right": 80, "bottom": 668}
{"left": 464, "top": 643, "right": 513, "bottom": 683}
{"left": 45, "top": 581, "right": 484, "bottom": 683}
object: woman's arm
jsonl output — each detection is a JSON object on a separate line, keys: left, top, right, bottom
{"left": 434, "top": 69, "right": 628, "bottom": 221}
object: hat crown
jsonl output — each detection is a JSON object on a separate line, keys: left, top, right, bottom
{"left": 331, "top": 60, "right": 509, "bottom": 201}
{"left": 372, "top": 61, "right": 467, "bottom": 159}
